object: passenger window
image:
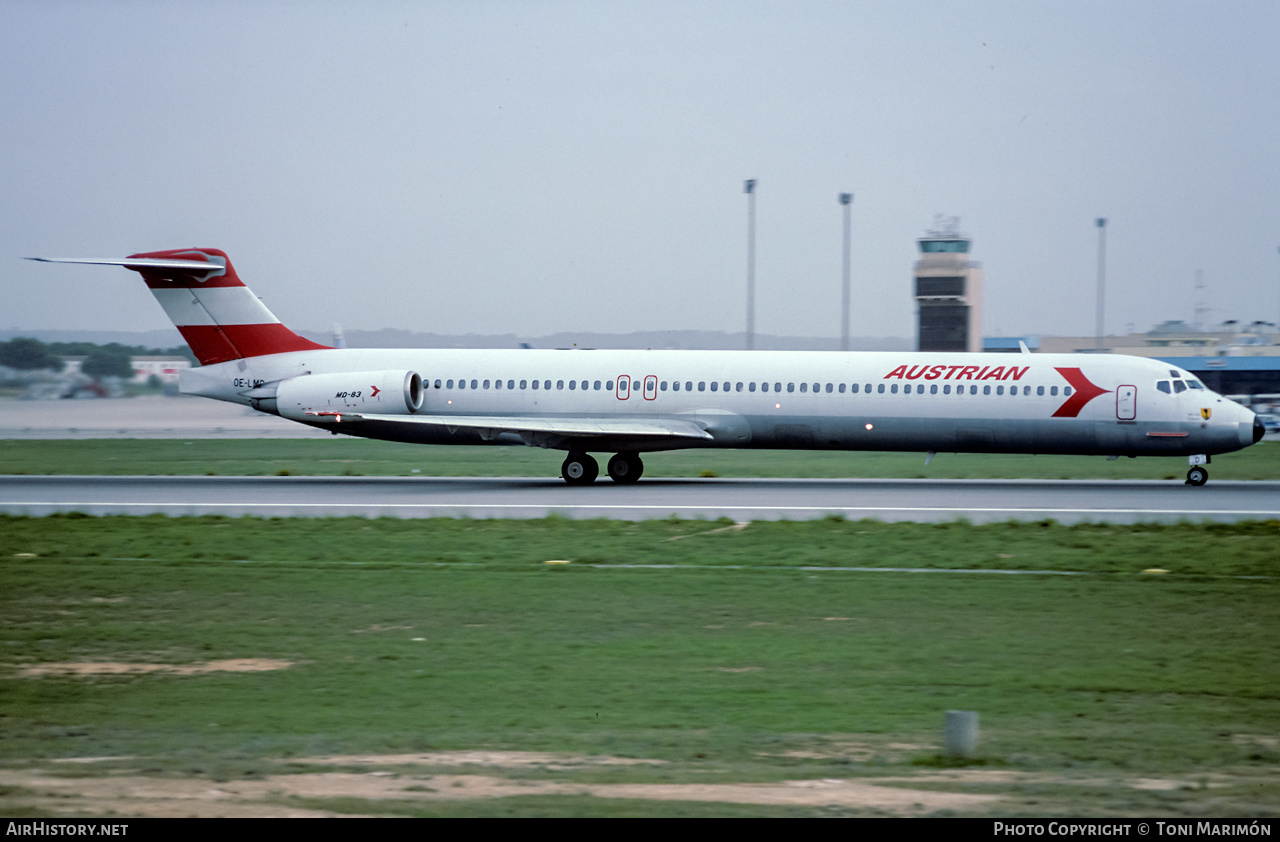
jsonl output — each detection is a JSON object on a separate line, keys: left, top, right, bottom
{"left": 1036, "top": 386, "right": 1044, "bottom": 396}
{"left": 930, "top": 384, "right": 938, "bottom": 394}
{"left": 569, "top": 380, "right": 576, "bottom": 390}
{"left": 594, "top": 381, "right": 601, "bottom": 390}
{"left": 711, "top": 382, "right": 718, "bottom": 392}
{"left": 736, "top": 382, "right": 743, "bottom": 392}
{"left": 520, "top": 380, "right": 527, "bottom": 389}
{"left": 970, "top": 385, "right": 977, "bottom": 395}
{"left": 877, "top": 383, "right": 885, "bottom": 394}
{"left": 800, "top": 383, "right": 807, "bottom": 393}
{"left": 787, "top": 383, "right": 795, "bottom": 393}
{"left": 447, "top": 379, "right": 455, "bottom": 389}
{"left": 699, "top": 382, "right": 706, "bottom": 391}
{"left": 761, "top": 382, "right": 769, "bottom": 392}
{"left": 943, "top": 384, "right": 950, "bottom": 394}
{"left": 774, "top": 383, "right": 781, "bottom": 392}
{"left": 996, "top": 385, "right": 1003, "bottom": 395}
{"left": 660, "top": 381, "right": 667, "bottom": 391}
{"left": 686, "top": 382, "right": 693, "bottom": 391}
{"left": 471, "top": 379, "right": 479, "bottom": 389}
{"left": 483, "top": 380, "right": 490, "bottom": 389}
{"left": 556, "top": 380, "right": 564, "bottom": 390}
{"left": 749, "top": 382, "right": 756, "bottom": 392}
{"left": 983, "top": 385, "right": 991, "bottom": 395}
{"left": 673, "top": 381, "right": 680, "bottom": 391}
{"left": 891, "top": 384, "right": 898, "bottom": 394}
{"left": 838, "top": 384, "right": 845, "bottom": 393}
{"left": 508, "top": 380, "right": 515, "bottom": 390}
{"left": 851, "top": 384, "right": 859, "bottom": 393}
{"left": 531, "top": 380, "right": 538, "bottom": 390}
{"left": 495, "top": 379, "right": 503, "bottom": 390}
{"left": 1049, "top": 386, "right": 1057, "bottom": 396}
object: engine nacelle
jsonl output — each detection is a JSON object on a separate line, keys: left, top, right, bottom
{"left": 275, "top": 370, "right": 423, "bottom": 421}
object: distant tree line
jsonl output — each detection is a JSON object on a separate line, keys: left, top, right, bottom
{"left": 0, "top": 337, "right": 195, "bottom": 379}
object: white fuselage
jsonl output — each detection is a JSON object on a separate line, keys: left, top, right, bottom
{"left": 180, "top": 347, "right": 1259, "bottom": 458}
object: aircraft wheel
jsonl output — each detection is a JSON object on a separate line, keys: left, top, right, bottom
{"left": 1186, "top": 466, "right": 1208, "bottom": 487}
{"left": 561, "top": 453, "right": 598, "bottom": 485}
{"left": 607, "top": 453, "right": 644, "bottom": 484}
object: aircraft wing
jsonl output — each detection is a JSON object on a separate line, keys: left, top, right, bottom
{"left": 308, "top": 412, "right": 715, "bottom": 441}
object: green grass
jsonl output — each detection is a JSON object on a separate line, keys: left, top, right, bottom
{"left": 2, "top": 516, "right": 1278, "bottom": 816}
{"left": 1, "top": 438, "right": 1277, "bottom": 479}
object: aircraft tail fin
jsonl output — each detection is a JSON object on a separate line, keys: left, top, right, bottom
{"left": 29, "top": 248, "right": 331, "bottom": 365}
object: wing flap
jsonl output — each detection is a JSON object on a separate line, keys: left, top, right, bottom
{"left": 307, "top": 412, "right": 713, "bottom": 441}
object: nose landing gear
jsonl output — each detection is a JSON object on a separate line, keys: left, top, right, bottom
{"left": 1185, "top": 454, "right": 1210, "bottom": 486}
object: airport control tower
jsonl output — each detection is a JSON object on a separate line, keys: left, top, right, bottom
{"left": 914, "top": 217, "right": 983, "bottom": 353}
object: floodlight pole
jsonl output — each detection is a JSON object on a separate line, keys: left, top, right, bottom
{"left": 745, "top": 179, "right": 757, "bottom": 350}
{"left": 1095, "top": 218, "right": 1107, "bottom": 351}
{"left": 839, "top": 193, "right": 853, "bottom": 351}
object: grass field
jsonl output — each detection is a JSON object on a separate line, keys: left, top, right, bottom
{"left": 1, "top": 438, "right": 1277, "bottom": 480}
{"left": 3, "top": 516, "right": 1278, "bottom": 817}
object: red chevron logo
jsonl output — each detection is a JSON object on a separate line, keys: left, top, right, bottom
{"left": 1052, "top": 367, "right": 1111, "bottom": 417}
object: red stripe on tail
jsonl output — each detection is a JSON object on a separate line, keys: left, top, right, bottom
{"left": 176, "top": 325, "right": 327, "bottom": 366}
{"left": 127, "top": 248, "right": 247, "bottom": 289}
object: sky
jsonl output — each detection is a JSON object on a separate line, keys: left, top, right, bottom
{"left": 3, "top": 0, "right": 1278, "bottom": 345}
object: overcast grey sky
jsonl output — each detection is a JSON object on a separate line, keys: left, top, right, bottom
{"left": 3, "top": 1, "right": 1278, "bottom": 343}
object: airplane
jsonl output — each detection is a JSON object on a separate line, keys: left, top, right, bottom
{"left": 29, "top": 247, "right": 1264, "bottom": 486}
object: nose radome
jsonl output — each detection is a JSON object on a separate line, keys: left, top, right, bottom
{"left": 1255, "top": 415, "right": 1267, "bottom": 444}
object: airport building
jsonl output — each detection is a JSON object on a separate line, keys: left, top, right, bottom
{"left": 914, "top": 220, "right": 983, "bottom": 353}
{"left": 992, "top": 323, "right": 1280, "bottom": 406}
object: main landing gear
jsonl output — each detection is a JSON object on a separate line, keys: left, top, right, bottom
{"left": 560, "top": 452, "right": 644, "bottom": 485}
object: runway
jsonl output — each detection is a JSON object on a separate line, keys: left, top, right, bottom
{"left": 1, "top": 475, "right": 1277, "bottom": 523}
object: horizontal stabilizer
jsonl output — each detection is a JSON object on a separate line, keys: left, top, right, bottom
{"left": 307, "top": 412, "right": 714, "bottom": 441}
{"left": 26, "top": 257, "right": 224, "bottom": 273}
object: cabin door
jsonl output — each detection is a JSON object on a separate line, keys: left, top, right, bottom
{"left": 1116, "top": 385, "right": 1137, "bottom": 420}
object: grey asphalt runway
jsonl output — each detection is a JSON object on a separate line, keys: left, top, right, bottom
{"left": 1, "top": 475, "right": 1277, "bottom": 523}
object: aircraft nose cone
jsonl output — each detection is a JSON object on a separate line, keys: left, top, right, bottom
{"left": 1255, "top": 416, "right": 1267, "bottom": 444}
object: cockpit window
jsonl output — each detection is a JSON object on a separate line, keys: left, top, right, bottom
{"left": 1173, "top": 380, "right": 1187, "bottom": 394}
{"left": 1157, "top": 381, "right": 1171, "bottom": 394}
{"left": 1187, "top": 380, "right": 1205, "bottom": 390}
{"left": 1169, "top": 370, "right": 1181, "bottom": 378}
